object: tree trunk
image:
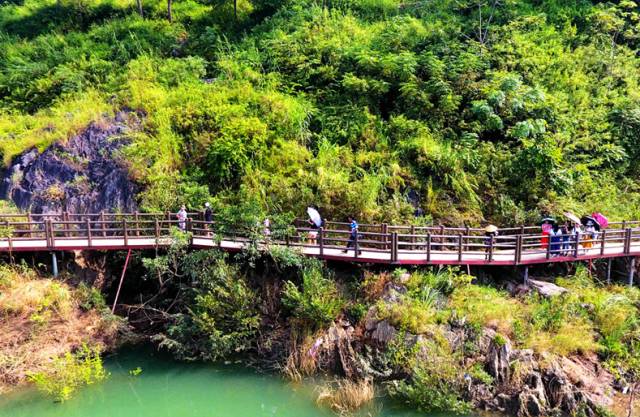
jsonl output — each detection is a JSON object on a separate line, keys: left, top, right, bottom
{"left": 233, "top": 0, "right": 237, "bottom": 19}
{"left": 136, "top": 0, "right": 144, "bottom": 17}
{"left": 167, "top": 0, "right": 172, "bottom": 22}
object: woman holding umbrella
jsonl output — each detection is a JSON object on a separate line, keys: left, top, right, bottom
{"left": 581, "top": 215, "right": 600, "bottom": 249}
{"left": 540, "top": 217, "right": 555, "bottom": 250}
{"left": 306, "top": 206, "right": 323, "bottom": 244}
{"left": 563, "top": 212, "right": 582, "bottom": 255}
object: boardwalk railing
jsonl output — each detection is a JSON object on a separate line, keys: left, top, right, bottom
{"left": 0, "top": 212, "right": 639, "bottom": 265}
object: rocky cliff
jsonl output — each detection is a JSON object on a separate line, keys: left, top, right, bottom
{"left": 0, "top": 113, "right": 139, "bottom": 215}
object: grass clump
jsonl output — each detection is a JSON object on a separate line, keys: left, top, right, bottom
{"left": 449, "top": 285, "right": 522, "bottom": 335}
{"left": 375, "top": 298, "right": 439, "bottom": 334}
{"left": 316, "top": 378, "right": 374, "bottom": 414}
{"left": 28, "top": 344, "right": 107, "bottom": 402}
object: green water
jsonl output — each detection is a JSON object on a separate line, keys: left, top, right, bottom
{"left": 0, "top": 349, "right": 444, "bottom": 417}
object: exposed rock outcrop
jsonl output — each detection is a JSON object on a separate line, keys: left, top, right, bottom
{"left": 0, "top": 113, "right": 140, "bottom": 215}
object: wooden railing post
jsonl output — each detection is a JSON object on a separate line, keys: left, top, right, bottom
{"left": 600, "top": 229, "right": 607, "bottom": 256}
{"left": 319, "top": 227, "right": 324, "bottom": 256}
{"left": 574, "top": 232, "right": 581, "bottom": 257}
{"left": 100, "top": 211, "right": 106, "bottom": 237}
{"left": 123, "top": 219, "right": 128, "bottom": 246}
{"left": 86, "top": 218, "right": 92, "bottom": 247}
{"left": 625, "top": 228, "right": 632, "bottom": 254}
{"left": 458, "top": 233, "right": 463, "bottom": 262}
{"left": 63, "top": 211, "right": 69, "bottom": 237}
{"left": 489, "top": 235, "right": 494, "bottom": 262}
{"left": 426, "top": 233, "right": 431, "bottom": 262}
{"left": 516, "top": 235, "right": 522, "bottom": 264}
{"left": 391, "top": 232, "right": 398, "bottom": 262}
{"left": 134, "top": 211, "right": 140, "bottom": 236}
{"left": 410, "top": 225, "right": 416, "bottom": 248}
{"left": 382, "top": 223, "right": 388, "bottom": 250}
{"left": 464, "top": 226, "right": 470, "bottom": 252}
{"left": 27, "top": 213, "right": 32, "bottom": 238}
{"left": 48, "top": 220, "right": 55, "bottom": 248}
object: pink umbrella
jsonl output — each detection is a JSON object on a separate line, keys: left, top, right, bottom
{"left": 592, "top": 212, "right": 609, "bottom": 229}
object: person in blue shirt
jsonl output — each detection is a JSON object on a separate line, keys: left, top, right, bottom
{"left": 342, "top": 216, "right": 361, "bottom": 254}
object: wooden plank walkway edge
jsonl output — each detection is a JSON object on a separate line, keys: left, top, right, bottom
{"left": 0, "top": 212, "right": 638, "bottom": 266}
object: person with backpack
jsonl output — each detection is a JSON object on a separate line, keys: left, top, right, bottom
{"left": 342, "top": 216, "right": 361, "bottom": 255}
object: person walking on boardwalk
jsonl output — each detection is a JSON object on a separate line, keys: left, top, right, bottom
{"left": 204, "top": 202, "right": 213, "bottom": 236}
{"left": 177, "top": 205, "right": 187, "bottom": 231}
{"left": 549, "top": 223, "right": 563, "bottom": 256}
{"left": 540, "top": 217, "right": 555, "bottom": 249}
{"left": 342, "top": 216, "right": 361, "bottom": 255}
{"left": 307, "top": 206, "right": 323, "bottom": 244}
{"left": 484, "top": 225, "right": 498, "bottom": 260}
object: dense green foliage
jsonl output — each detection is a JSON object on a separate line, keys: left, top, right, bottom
{"left": 145, "top": 235, "right": 261, "bottom": 361}
{"left": 2, "top": 0, "right": 640, "bottom": 224}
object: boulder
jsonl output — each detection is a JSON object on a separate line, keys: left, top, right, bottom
{"left": 486, "top": 335, "right": 512, "bottom": 385}
{"left": 0, "top": 114, "right": 140, "bottom": 215}
{"left": 528, "top": 279, "right": 568, "bottom": 298}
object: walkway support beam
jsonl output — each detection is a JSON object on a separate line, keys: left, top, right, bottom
{"left": 112, "top": 248, "right": 132, "bottom": 314}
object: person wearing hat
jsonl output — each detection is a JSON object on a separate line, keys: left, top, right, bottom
{"left": 204, "top": 202, "right": 213, "bottom": 236}
{"left": 484, "top": 225, "right": 498, "bottom": 260}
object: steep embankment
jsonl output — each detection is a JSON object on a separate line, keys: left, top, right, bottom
{"left": 0, "top": 112, "right": 140, "bottom": 214}
{"left": 0, "top": 265, "right": 121, "bottom": 394}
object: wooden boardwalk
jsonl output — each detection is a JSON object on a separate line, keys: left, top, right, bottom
{"left": 0, "top": 212, "right": 638, "bottom": 266}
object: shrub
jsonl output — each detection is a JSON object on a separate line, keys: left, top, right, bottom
{"left": 28, "top": 345, "right": 107, "bottom": 402}
{"left": 282, "top": 266, "right": 345, "bottom": 329}
{"left": 155, "top": 253, "right": 261, "bottom": 361}
{"left": 389, "top": 339, "right": 470, "bottom": 413}
{"left": 75, "top": 283, "right": 107, "bottom": 311}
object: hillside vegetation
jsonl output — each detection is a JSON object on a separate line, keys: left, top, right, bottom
{"left": 1, "top": 0, "right": 640, "bottom": 224}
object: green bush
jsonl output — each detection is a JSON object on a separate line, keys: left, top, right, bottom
{"left": 28, "top": 344, "right": 107, "bottom": 402}
{"left": 282, "top": 265, "right": 345, "bottom": 329}
{"left": 389, "top": 339, "right": 470, "bottom": 414}
{"left": 154, "top": 251, "right": 261, "bottom": 361}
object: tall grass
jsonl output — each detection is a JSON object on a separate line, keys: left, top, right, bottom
{"left": 316, "top": 378, "right": 374, "bottom": 414}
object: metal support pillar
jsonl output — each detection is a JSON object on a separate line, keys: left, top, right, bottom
{"left": 607, "top": 258, "right": 612, "bottom": 285}
{"left": 51, "top": 252, "right": 58, "bottom": 277}
{"left": 523, "top": 266, "right": 529, "bottom": 285}
{"left": 629, "top": 257, "right": 636, "bottom": 287}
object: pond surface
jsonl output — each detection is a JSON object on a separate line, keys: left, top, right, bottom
{"left": 0, "top": 348, "right": 455, "bottom": 417}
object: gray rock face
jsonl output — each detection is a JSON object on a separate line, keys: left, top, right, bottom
{"left": 0, "top": 116, "right": 139, "bottom": 215}
{"left": 486, "top": 335, "right": 512, "bottom": 385}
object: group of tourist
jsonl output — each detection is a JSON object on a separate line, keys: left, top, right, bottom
{"left": 484, "top": 212, "right": 609, "bottom": 258}
{"left": 175, "top": 204, "right": 609, "bottom": 258}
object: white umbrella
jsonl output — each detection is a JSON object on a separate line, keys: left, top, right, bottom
{"left": 564, "top": 212, "right": 581, "bottom": 225}
{"left": 307, "top": 207, "right": 322, "bottom": 228}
